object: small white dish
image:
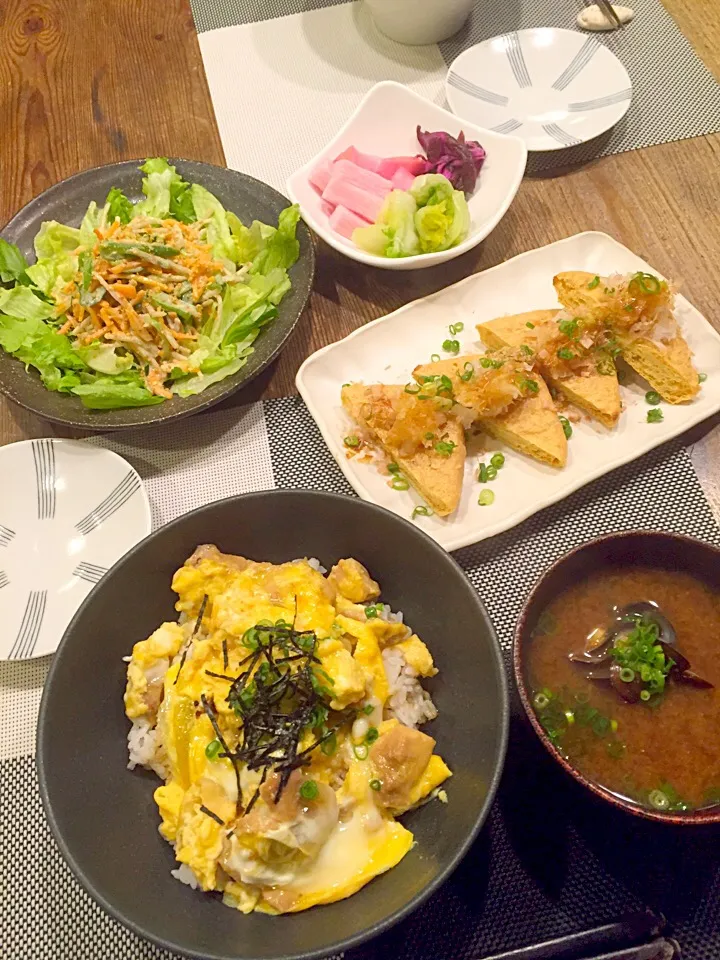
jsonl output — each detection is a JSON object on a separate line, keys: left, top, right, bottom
{"left": 286, "top": 81, "right": 527, "bottom": 271}
{"left": 296, "top": 231, "right": 720, "bottom": 552}
{"left": 446, "top": 29, "right": 632, "bottom": 151}
{"left": 0, "top": 440, "right": 151, "bottom": 660}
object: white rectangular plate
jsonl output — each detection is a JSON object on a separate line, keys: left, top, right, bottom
{"left": 296, "top": 232, "right": 720, "bottom": 551}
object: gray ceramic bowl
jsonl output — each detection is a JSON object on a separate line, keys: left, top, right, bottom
{"left": 0, "top": 159, "right": 315, "bottom": 430}
{"left": 37, "top": 491, "right": 508, "bottom": 960}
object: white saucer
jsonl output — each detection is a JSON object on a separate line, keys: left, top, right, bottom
{"left": 0, "top": 440, "right": 151, "bottom": 660}
{"left": 446, "top": 28, "right": 632, "bottom": 151}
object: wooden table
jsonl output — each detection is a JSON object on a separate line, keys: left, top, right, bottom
{"left": 1, "top": 0, "right": 719, "bottom": 518}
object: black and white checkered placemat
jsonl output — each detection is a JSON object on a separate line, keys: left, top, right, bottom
{"left": 188, "top": 0, "right": 720, "bottom": 185}
{"left": 2, "top": 395, "right": 720, "bottom": 960}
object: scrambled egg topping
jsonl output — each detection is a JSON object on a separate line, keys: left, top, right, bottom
{"left": 124, "top": 548, "right": 451, "bottom": 914}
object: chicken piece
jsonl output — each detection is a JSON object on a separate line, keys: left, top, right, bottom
{"left": 328, "top": 558, "right": 380, "bottom": 603}
{"left": 124, "top": 621, "right": 185, "bottom": 721}
{"left": 369, "top": 723, "right": 435, "bottom": 810}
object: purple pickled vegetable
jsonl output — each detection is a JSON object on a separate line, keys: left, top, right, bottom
{"left": 416, "top": 126, "right": 486, "bottom": 194}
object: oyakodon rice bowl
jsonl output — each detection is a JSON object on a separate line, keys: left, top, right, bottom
{"left": 124, "top": 545, "right": 452, "bottom": 915}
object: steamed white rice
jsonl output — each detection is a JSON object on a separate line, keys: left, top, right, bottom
{"left": 382, "top": 647, "right": 438, "bottom": 728}
{"left": 171, "top": 864, "right": 200, "bottom": 889}
{"left": 127, "top": 719, "right": 169, "bottom": 779}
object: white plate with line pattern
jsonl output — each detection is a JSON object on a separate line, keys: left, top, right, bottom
{"left": 0, "top": 440, "right": 151, "bottom": 660}
{"left": 446, "top": 29, "right": 632, "bottom": 151}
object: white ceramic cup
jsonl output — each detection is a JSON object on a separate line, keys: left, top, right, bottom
{"left": 365, "top": 0, "right": 475, "bottom": 45}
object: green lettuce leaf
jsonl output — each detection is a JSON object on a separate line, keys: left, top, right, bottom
{"left": 172, "top": 355, "right": 247, "bottom": 397}
{"left": 80, "top": 201, "right": 109, "bottom": 244}
{"left": 106, "top": 187, "right": 134, "bottom": 224}
{"left": 190, "top": 183, "right": 236, "bottom": 263}
{"left": 250, "top": 204, "right": 300, "bottom": 275}
{"left": 135, "top": 158, "right": 184, "bottom": 218}
{"left": 27, "top": 221, "right": 83, "bottom": 297}
{"left": 0, "top": 286, "right": 54, "bottom": 321}
{"left": 76, "top": 342, "right": 134, "bottom": 375}
{"left": 72, "top": 372, "right": 164, "bottom": 409}
{"left": 169, "top": 180, "right": 197, "bottom": 224}
{"left": 0, "top": 239, "right": 29, "bottom": 284}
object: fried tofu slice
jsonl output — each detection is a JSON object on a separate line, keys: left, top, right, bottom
{"left": 478, "top": 309, "right": 621, "bottom": 429}
{"left": 341, "top": 383, "right": 465, "bottom": 517}
{"left": 413, "top": 356, "right": 567, "bottom": 469}
{"left": 554, "top": 271, "right": 699, "bottom": 404}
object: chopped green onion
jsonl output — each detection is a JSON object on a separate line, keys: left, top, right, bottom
{"left": 520, "top": 344, "right": 534, "bottom": 356}
{"left": 478, "top": 490, "right": 495, "bottom": 506}
{"left": 640, "top": 689, "right": 651, "bottom": 701}
{"left": 412, "top": 505, "right": 434, "bottom": 519}
{"left": 485, "top": 465, "right": 497, "bottom": 481}
{"left": 369, "top": 778, "right": 382, "bottom": 791}
{"left": 557, "top": 347, "right": 575, "bottom": 361}
{"left": 365, "top": 726, "right": 379, "bottom": 745}
{"left": 648, "top": 789, "right": 670, "bottom": 811}
{"left": 564, "top": 709, "right": 575, "bottom": 725}
{"left": 442, "top": 339, "right": 460, "bottom": 354}
{"left": 300, "top": 779, "right": 319, "bottom": 801}
{"left": 619, "top": 667, "right": 636, "bottom": 683}
{"left": 387, "top": 462, "right": 401, "bottom": 474}
{"left": 596, "top": 357, "right": 616, "bottom": 376}
{"left": 645, "top": 390, "right": 661, "bottom": 405}
{"left": 519, "top": 377, "right": 539, "bottom": 393}
{"left": 533, "top": 692, "right": 550, "bottom": 710}
{"left": 354, "top": 744, "right": 369, "bottom": 760}
{"left": 391, "top": 476, "right": 410, "bottom": 490}
{"left": 479, "top": 356, "right": 505, "bottom": 369}
{"left": 430, "top": 353, "right": 441, "bottom": 362}
{"left": 490, "top": 453, "right": 505, "bottom": 469}
{"left": 459, "top": 361, "right": 474, "bottom": 382}
{"left": 610, "top": 719, "right": 618, "bottom": 733}
{"left": 363, "top": 703, "right": 375, "bottom": 715}
{"left": 448, "top": 322, "right": 464, "bottom": 334}
{"left": 424, "top": 432, "right": 435, "bottom": 440}
{"left": 587, "top": 276, "right": 600, "bottom": 290}
{"left": 205, "top": 739, "right": 222, "bottom": 760}
{"left": 558, "top": 318, "right": 579, "bottom": 338}
{"left": 699, "top": 373, "right": 707, "bottom": 383}
{"left": 525, "top": 321, "right": 535, "bottom": 329}
{"left": 647, "top": 409, "right": 664, "bottom": 423}
{"left": 404, "top": 382, "right": 421, "bottom": 395}
{"left": 344, "top": 435, "right": 360, "bottom": 448}
{"left": 478, "top": 463, "right": 488, "bottom": 483}
{"left": 434, "top": 440, "right": 456, "bottom": 457}
{"left": 321, "top": 733, "right": 338, "bottom": 756}
{"left": 558, "top": 416, "right": 573, "bottom": 439}
{"left": 592, "top": 715, "right": 610, "bottom": 736}
{"left": 629, "top": 272, "right": 662, "bottom": 296}
{"left": 365, "top": 605, "right": 380, "bottom": 619}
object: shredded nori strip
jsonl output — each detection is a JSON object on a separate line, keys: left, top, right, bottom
{"left": 174, "top": 594, "right": 209, "bottom": 686}
{"left": 199, "top": 804, "right": 224, "bottom": 826}
{"left": 204, "top": 608, "right": 354, "bottom": 812}
{"left": 222, "top": 637, "right": 229, "bottom": 671}
{"left": 200, "top": 693, "right": 242, "bottom": 808}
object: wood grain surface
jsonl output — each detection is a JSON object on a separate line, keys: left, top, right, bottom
{"left": 0, "top": 0, "right": 718, "bottom": 514}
